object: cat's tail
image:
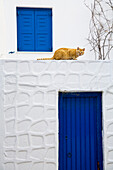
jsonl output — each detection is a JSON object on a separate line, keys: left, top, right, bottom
{"left": 37, "top": 57, "right": 54, "bottom": 60}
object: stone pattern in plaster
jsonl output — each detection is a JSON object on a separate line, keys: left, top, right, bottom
{"left": 1, "top": 60, "right": 113, "bottom": 170}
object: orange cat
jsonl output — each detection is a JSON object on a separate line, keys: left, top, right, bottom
{"left": 37, "top": 47, "right": 85, "bottom": 60}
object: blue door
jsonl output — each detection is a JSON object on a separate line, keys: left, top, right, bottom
{"left": 59, "top": 92, "right": 103, "bottom": 170}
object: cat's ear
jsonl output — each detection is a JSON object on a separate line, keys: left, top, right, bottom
{"left": 83, "top": 48, "right": 85, "bottom": 51}
{"left": 77, "top": 47, "right": 79, "bottom": 50}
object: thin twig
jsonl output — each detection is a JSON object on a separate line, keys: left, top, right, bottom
{"left": 84, "top": 0, "right": 113, "bottom": 60}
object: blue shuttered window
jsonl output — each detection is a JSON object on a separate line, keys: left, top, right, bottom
{"left": 17, "top": 7, "right": 52, "bottom": 52}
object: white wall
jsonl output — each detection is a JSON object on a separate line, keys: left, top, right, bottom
{"left": 0, "top": 0, "right": 7, "bottom": 56}
{"left": 0, "top": 0, "right": 94, "bottom": 60}
{"left": 1, "top": 59, "right": 113, "bottom": 170}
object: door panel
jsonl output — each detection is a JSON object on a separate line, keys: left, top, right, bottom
{"left": 59, "top": 92, "right": 103, "bottom": 170}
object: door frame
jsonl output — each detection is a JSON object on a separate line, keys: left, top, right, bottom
{"left": 58, "top": 91, "right": 104, "bottom": 170}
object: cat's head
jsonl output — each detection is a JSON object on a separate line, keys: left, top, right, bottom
{"left": 77, "top": 47, "right": 85, "bottom": 56}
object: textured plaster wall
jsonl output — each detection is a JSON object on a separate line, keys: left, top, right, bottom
{"left": 0, "top": 60, "right": 113, "bottom": 170}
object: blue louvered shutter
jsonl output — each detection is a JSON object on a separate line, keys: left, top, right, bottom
{"left": 17, "top": 8, "right": 35, "bottom": 51}
{"left": 35, "top": 8, "right": 52, "bottom": 52}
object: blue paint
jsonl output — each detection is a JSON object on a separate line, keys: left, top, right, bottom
{"left": 35, "top": 8, "right": 52, "bottom": 52}
{"left": 17, "top": 8, "right": 35, "bottom": 51}
{"left": 17, "top": 7, "right": 52, "bottom": 52}
{"left": 9, "top": 51, "right": 15, "bottom": 54}
{"left": 59, "top": 92, "right": 103, "bottom": 170}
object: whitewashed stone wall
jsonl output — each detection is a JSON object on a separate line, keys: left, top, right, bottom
{"left": 0, "top": 60, "right": 113, "bottom": 170}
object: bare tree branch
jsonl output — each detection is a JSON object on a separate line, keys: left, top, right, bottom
{"left": 84, "top": 0, "right": 113, "bottom": 60}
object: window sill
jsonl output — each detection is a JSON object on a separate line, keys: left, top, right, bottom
{"left": 16, "top": 52, "right": 54, "bottom": 54}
